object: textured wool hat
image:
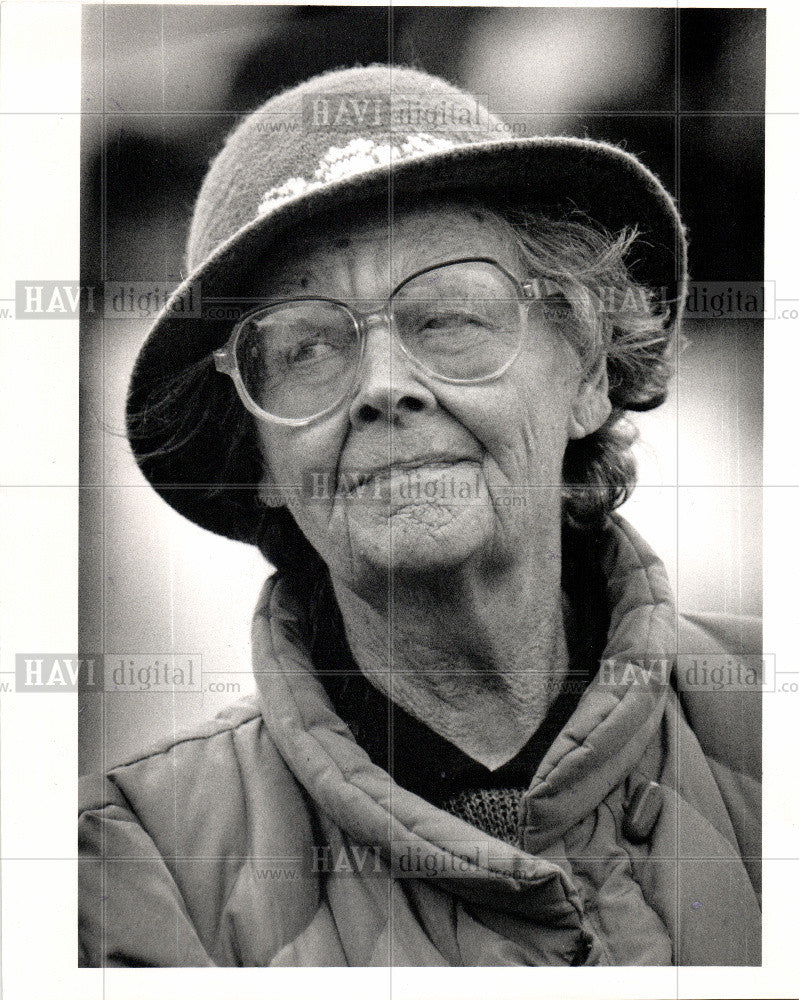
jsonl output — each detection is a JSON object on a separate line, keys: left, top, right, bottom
{"left": 127, "top": 63, "right": 688, "bottom": 544}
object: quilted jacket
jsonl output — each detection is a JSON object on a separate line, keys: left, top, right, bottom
{"left": 78, "top": 517, "right": 761, "bottom": 966}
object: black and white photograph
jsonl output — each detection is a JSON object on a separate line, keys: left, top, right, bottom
{"left": 1, "top": 2, "right": 797, "bottom": 997}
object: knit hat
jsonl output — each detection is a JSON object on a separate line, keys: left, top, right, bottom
{"left": 127, "top": 64, "right": 687, "bottom": 544}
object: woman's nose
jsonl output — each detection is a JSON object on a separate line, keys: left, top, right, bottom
{"left": 347, "top": 316, "right": 437, "bottom": 431}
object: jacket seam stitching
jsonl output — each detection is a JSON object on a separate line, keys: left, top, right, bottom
{"left": 211, "top": 728, "right": 253, "bottom": 959}
{"left": 107, "top": 710, "right": 262, "bottom": 772}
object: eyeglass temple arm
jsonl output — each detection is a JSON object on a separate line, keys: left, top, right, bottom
{"left": 213, "top": 345, "right": 235, "bottom": 374}
{"left": 522, "top": 277, "right": 562, "bottom": 300}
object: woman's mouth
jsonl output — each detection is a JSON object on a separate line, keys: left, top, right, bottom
{"left": 338, "top": 455, "right": 477, "bottom": 495}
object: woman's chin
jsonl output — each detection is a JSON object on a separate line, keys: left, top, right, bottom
{"left": 347, "top": 500, "right": 494, "bottom": 576}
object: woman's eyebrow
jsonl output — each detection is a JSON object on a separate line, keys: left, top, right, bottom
{"left": 262, "top": 271, "right": 321, "bottom": 297}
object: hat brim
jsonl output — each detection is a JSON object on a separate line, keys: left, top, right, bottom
{"left": 127, "top": 136, "right": 687, "bottom": 543}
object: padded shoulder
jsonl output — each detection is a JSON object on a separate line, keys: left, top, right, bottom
{"left": 675, "top": 612, "right": 762, "bottom": 781}
{"left": 679, "top": 611, "right": 761, "bottom": 658}
{"left": 79, "top": 696, "right": 320, "bottom": 966}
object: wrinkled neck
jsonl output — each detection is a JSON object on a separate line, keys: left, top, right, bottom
{"left": 330, "top": 547, "right": 570, "bottom": 769}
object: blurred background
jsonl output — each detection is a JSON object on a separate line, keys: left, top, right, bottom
{"left": 79, "top": 6, "right": 765, "bottom": 774}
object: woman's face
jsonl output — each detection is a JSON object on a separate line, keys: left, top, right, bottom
{"left": 255, "top": 201, "right": 609, "bottom": 590}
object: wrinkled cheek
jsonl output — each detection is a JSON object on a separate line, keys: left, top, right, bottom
{"left": 258, "top": 423, "right": 343, "bottom": 507}
{"left": 298, "top": 492, "right": 379, "bottom": 567}
{"left": 496, "top": 417, "right": 566, "bottom": 486}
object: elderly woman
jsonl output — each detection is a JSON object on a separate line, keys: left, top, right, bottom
{"left": 79, "top": 66, "right": 760, "bottom": 967}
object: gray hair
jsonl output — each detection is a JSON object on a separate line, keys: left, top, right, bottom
{"left": 495, "top": 205, "right": 675, "bottom": 529}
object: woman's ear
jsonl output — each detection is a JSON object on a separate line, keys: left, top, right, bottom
{"left": 567, "top": 354, "right": 612, "bottom": 440}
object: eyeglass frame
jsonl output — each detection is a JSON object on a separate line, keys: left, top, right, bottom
{"left": 213, "top": 256, "right": 554, "bottom": 427}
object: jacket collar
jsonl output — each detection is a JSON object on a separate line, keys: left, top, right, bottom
{"left": 519, "top": 516, "right": 676, "bottom": 852}
{"left": 251, "top": 515, "right": 676, "bottom": 909}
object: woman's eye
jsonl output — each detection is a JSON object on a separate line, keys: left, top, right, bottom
{"left": 284, "top": 341, "right": 333, "bottom": 367}
{"left": 421, "top": 311, "right": 491, "bottom": 331}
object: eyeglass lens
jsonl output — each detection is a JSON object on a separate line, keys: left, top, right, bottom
{"left": 234, "top": 261, "right": 523, "bottom": 420}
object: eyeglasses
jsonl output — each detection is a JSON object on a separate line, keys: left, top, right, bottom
{"left": 213, "top": 257, "right": 548, "bottom": 425}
